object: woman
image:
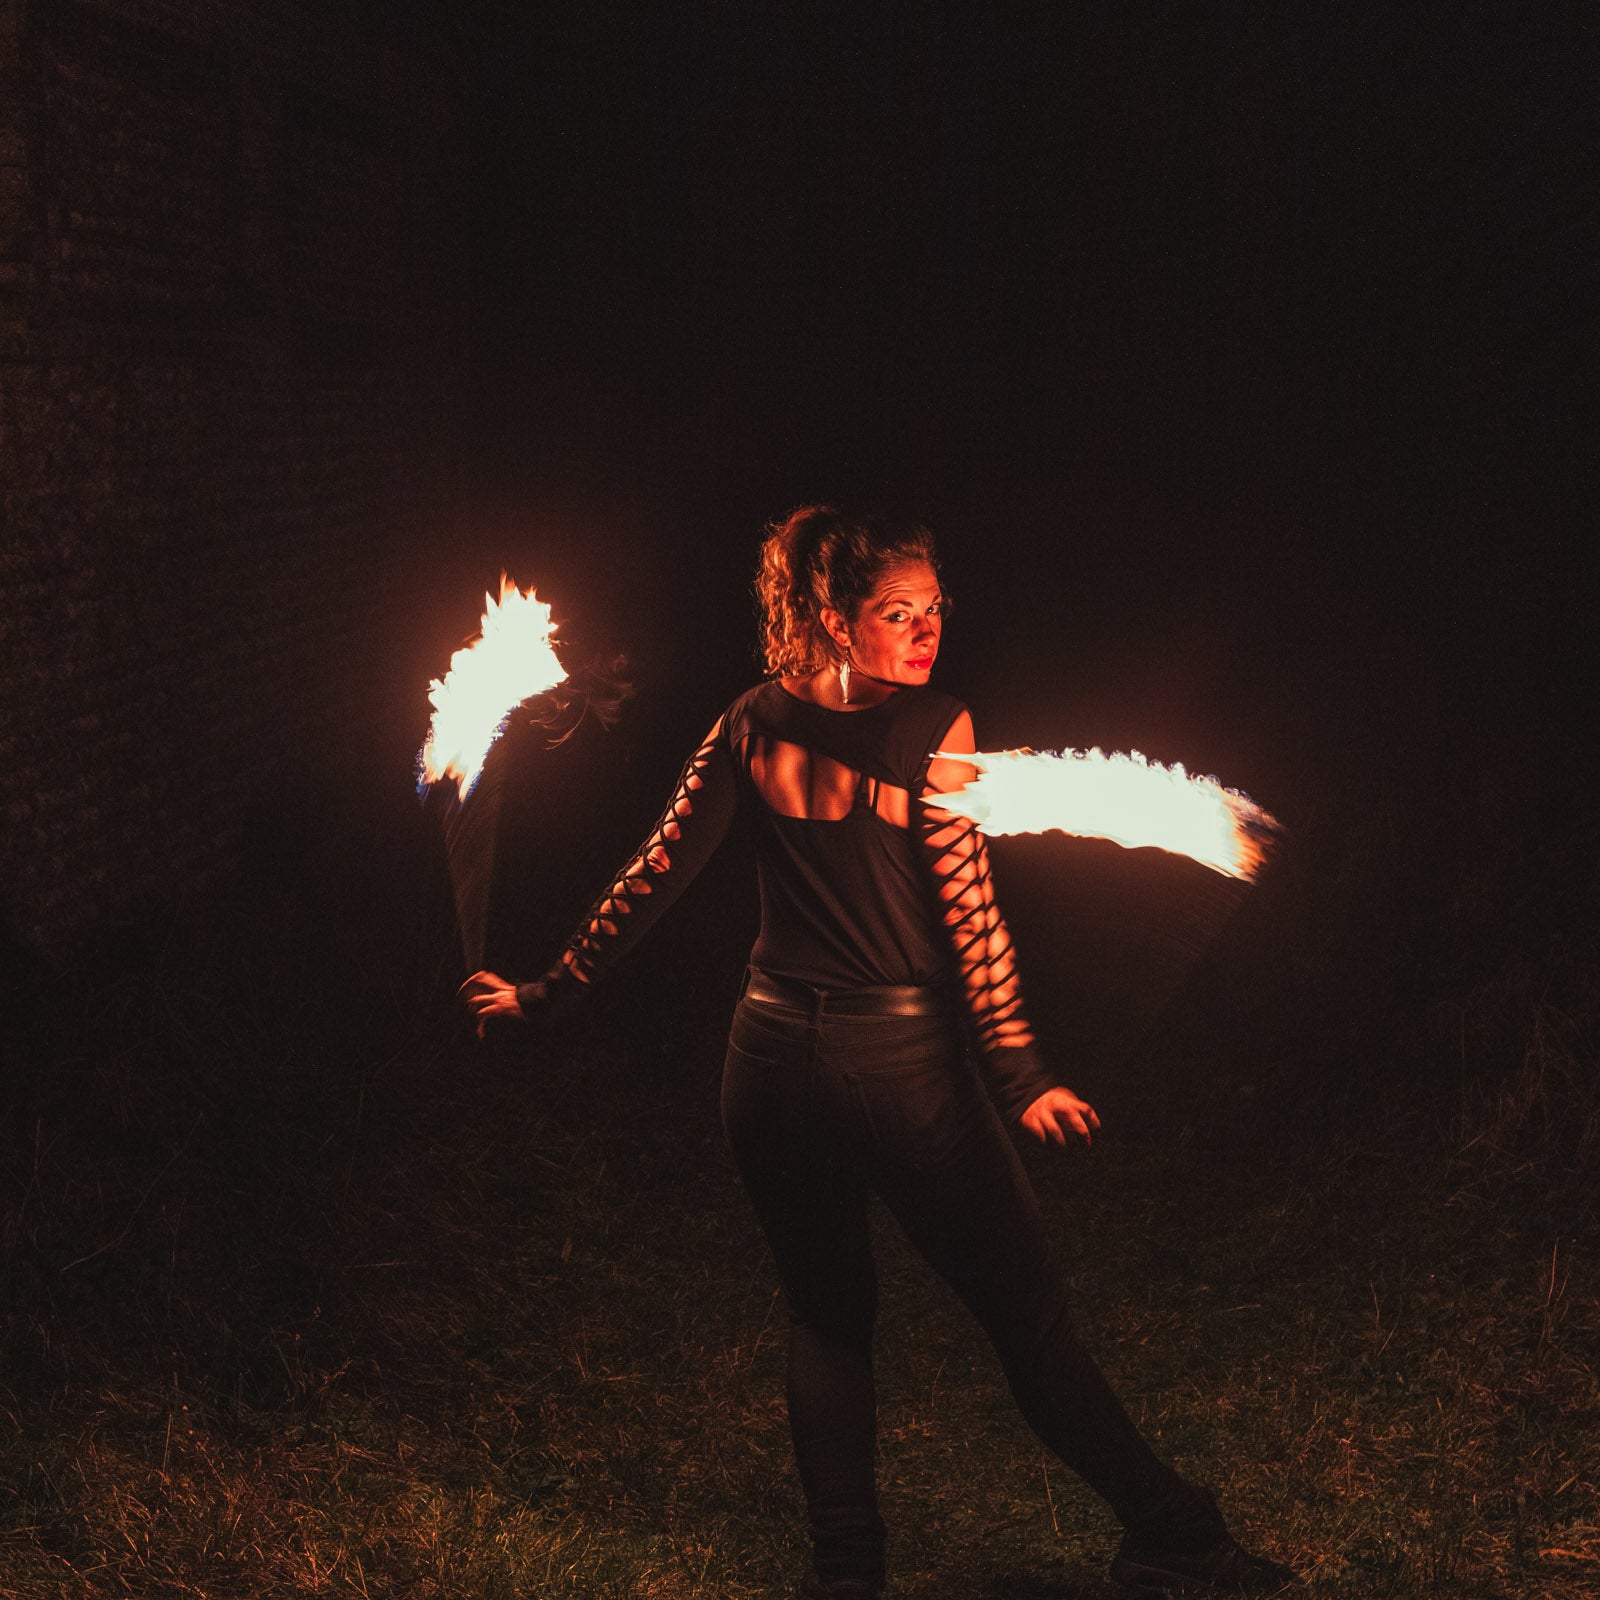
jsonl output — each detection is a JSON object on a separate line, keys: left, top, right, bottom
{"left": 464, "top": 507, "right": 1296, "bottom": 1598}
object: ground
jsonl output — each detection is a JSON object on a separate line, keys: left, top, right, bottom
{"left": 2, "top": 909, "right": 1595, "bottom": 1598}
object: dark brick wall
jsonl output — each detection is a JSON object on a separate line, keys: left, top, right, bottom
{"left": 0, "top": 0, "right": 466, "bottom": 950}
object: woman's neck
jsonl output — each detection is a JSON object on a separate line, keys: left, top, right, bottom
{"left": 784, "top": 667, "right": 899, "bottom": 711}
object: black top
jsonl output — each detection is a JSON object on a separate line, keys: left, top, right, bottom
{"left": 727, "top": 681, "right": 963, "bottom": 987}
{"left": 521, "top": 680, "right": 1058, "bottom": 1120}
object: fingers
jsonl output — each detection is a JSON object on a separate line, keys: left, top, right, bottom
{"left": 459, "top": 973, "right": 524, "bottom": 1039}
{"left": 1043, "top": 1096, "right": 1096, "bottom": 1148}
{"left": 1026, "top": 1107, "right": 1069, "bottom": 1148}
{"left": 1021, "top": 1090, "right": 1101, "bottom": 1150}
{"left": 461, "top": 979, "right": 512, "bottom": 1009}
{"left": 1062, "top": 1094, "right": 1100, "bottom": 1142}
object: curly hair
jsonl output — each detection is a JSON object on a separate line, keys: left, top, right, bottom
{"left": 754, "top": 506, "right": 942, "bottom": 678}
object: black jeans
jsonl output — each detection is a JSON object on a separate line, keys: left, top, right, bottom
{"left": 720, "top": 989, "right": 1212, "bottom": 1592}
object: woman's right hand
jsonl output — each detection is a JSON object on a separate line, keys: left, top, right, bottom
{"left": 458, "top": 971, "right": 532, "bottom": 1039}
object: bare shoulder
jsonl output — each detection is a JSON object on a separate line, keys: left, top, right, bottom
{"left": 925, "top": 708, "right": 978, "bottom": 797}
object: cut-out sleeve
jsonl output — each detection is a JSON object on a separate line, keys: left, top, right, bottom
{"left": 918, "top": 729, "right": 1060, "bottom": 1122}
{"left": 517, "top": 717, "right": 737, "bottom": 1009}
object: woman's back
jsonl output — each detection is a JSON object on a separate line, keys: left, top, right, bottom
{"left": 726, "top": 679, "right": 967, "bottom": 990}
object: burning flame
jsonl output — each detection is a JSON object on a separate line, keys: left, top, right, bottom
{"left": 927, "top": 747, "right": 1279, "bottom": 881}
{"left": 419, "top": 577, "right": 566, "bottom": 801}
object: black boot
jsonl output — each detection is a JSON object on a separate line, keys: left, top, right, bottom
{"left": 1110, "top": 1488, "right": 1298, "bottom": 1595}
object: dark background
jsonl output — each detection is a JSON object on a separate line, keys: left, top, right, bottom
{"left": 0, "top": 8, "right": 1594, "bottom": 1594}
{"left": 454, "top": 0, "right": 1591, "bottom": 798}
{"left": 1, "top": 0, "right": 1592, "bottom": 1095}
{"left": 448, "top": 1, "right": 1594, "bottom": 1074}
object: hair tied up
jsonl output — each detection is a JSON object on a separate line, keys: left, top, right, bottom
{"left": 786, "top": 506, "right": 839, "bottom": 609}
{"left": 754, "top": 505, "right": 940, "bottom": 680}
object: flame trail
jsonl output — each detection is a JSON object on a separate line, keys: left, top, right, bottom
{"left": 927, "top": 747, "right": 1279, "bottom": 881}
{"left": 419, "top": 577, "right": 567, "bottom": 802}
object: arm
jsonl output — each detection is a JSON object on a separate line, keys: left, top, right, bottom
{"left": 463, "top": 716, "right": 738, "bottom": 1026}
{"left": 921, "top": 712, "right": 1099, "bottom": 1145}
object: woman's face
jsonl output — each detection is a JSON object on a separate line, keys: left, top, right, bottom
{"left": 834, "top": 560, "right": 945, "bottom": 686}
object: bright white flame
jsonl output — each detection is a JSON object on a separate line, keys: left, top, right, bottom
{"left": 928, "top": 747, "right": 1278, "bottom": 881}
{"left": 420, "top": 577, "right": 567, "bottom": 801}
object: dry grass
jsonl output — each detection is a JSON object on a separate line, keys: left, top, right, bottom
{"left": 3, "top": 852, "right": 1597, "bottom": 1597}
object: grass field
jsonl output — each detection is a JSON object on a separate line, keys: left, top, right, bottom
{"left": 3, "top": 784, "right": 1596, "bottom": 1598}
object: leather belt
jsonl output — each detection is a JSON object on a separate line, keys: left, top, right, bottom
{"left": 742, "top": 967, "right": 954, "bottom": 1019}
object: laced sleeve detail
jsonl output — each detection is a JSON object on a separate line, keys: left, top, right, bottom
{"left": 518, "top": 716, "right": 736, "bottom": 1008}
{"left": 918, "top": 715, "right": 1060, "bottom": 1121}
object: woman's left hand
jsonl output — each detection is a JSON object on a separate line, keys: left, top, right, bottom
{"left": 1020, "top": 1087, "right": 1101, "bottom": 1148}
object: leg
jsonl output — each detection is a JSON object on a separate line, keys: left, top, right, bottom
{"left": 721, "top": 1000, "right": 886, "bottom": 1594}
{"left": 834, "top": 1020, "right": 1298, "bottom": 1591}
{"left": 844, "top": 1038, "right": 1215, "bottom": 1541}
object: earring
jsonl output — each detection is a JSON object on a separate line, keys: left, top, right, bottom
{"left": 838, "top": 655, "right": 851, "bottom": 704}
